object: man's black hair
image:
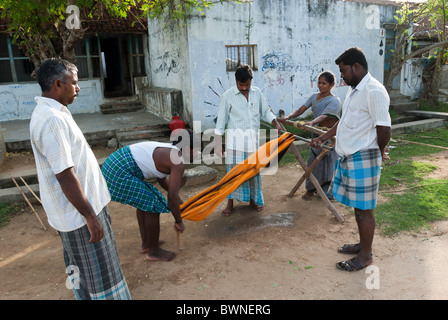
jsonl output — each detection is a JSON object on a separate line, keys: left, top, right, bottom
{"left": 335, "top": 47, "right": 368, "bottom": 71}
{"left": 235, "top": 64, "right": 253, "bottom": 82}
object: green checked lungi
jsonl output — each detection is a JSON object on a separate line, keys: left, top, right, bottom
{"left": 226, "top": 149, "right": 264, "bottom": 206}
{"left": 330, "top": 148, "right": 382, "bottom": 210}
{"left": 60, "top": 206, "right": 131, "bottom": 300}
{"left": 101, "top": 146, "right": 170, "bottom": 213}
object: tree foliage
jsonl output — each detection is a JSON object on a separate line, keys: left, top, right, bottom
{"left": 385, "top": 0, "right": 448, "bottom": 96}
{"left": 0, "top": 0, "right": 248, "bottom": 75}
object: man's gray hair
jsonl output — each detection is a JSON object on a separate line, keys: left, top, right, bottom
{"left": 36, "top": 58, "right": 78, "bottom": 92}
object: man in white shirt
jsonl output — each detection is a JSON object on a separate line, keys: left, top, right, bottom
{"left": 311, "top": 47, "right": 391, "bottom": 272}
{"left": 215, "top": 64, "right": 282, "bottom": 216}
{"left": 30, "top": 58, "right": 131, "bottom": 299}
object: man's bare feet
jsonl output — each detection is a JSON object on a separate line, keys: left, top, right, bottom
{"left": 140, "top": 240, "right": 165, "bottom": 254}
{"left": 146, "top": 247, "right": 176, "bottom": 261}
{"left": 302, "top": 191, "right": 314, "bottom": 201}
{"left": 221, "top": 199, "right": 234, "bottom": 217}
{"left": 250, "top": 200, "right": 263, "bottom": 212}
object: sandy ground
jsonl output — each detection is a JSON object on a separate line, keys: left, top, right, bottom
{"left": 1, "top": 148, "right": 448, "bottom": 301}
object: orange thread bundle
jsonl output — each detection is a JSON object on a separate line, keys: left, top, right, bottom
{"left": 180, "top": 132, "right": 296, "bottom": 221}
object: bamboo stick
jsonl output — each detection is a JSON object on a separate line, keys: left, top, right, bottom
{"left": 19, "top": 176, "right": 42, "bottom": 205}
{"left": 273, "top": 121, "right": 344, "bottom": 223}
{"left": 392, "top": 138, "right": 448, "bottom": 151}
{"left": 11, "top": 177, "right": 47, "bottom": 231}
{"left": 176, "top": 230, "right": 184, "bottom": 251}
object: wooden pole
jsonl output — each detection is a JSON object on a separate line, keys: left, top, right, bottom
{"left": 11, "top": 177, "right": 47, "bottom": 231}
{"left": 274, "top": 121, "right": 344, "bottom": 223}
{"left": 392, "top": 138, "right": 448, "bottom": 151}
{"left": 176, "top": 230, "right": 184, "bottom": 251}
{"left": 19, "top": 176, "right": 42, "bottom": 205}
{"left": 288, "top": 147, "right": 331, "bottom": 196}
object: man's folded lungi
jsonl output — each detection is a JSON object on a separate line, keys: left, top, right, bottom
{"left": 101, "top": 146, "right": 169, "bottom": 214}
{"left": 60, "top": 206, "right": 131, "bottom": 300}
{"left": 226, "top": 149, "right": 264, "bottom": 206}
{"left": 331, "top": 148, "right": 382, "bottom": 210}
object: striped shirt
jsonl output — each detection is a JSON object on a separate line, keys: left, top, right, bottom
{"left": 215, "top": 86, "right": 276, "bottom": 152}
{"left": 336, "top": 73, "right": 391, "bottom": 156}
{"left": 30, "top": 97, "right": 110, "bottom": 232}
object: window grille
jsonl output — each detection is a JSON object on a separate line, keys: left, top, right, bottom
{"left": 225, "top": 44, "right": 257, "bottom": 72}
{"left": 0, "top": 35, "right": 34, "bottom": 83}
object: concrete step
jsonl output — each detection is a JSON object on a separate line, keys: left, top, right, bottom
{"left": 389, "top": 90, "right": 411, "bottom": 103}
{"left": 116, "top": 127, "right": 171, "bottom": 142}
{"left": 114, "top": 124, "right": 172, "bottom": 148}
{"left": 404, "top": 110, "right": 448, "bottom": 120}
{"left": 391, "top": 118, "right": 446, "bottom": 135}
{"left": 389, "top": 101, "right": 419, "bottom": 114}
{"left": 100, "top": 99, "right": 144, "bottom": 115}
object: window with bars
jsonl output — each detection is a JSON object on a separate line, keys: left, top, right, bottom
{"left": 129, "top": 34, "right": 146, "bottom": 77}
{"left": 0, "top": 34, "right": 147, "bottom": 84}
{"left": 0, "top": 35, "right": 34, "bottom": 83}
{"left": 75, "top": 37, "right": 102, "bottom": 79}
{"left": 225, "top": 44, "right": 258, "bottom": 72}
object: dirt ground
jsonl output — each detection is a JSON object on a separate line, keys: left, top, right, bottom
{"left": 1, "top": 147, "right": 448, "bottom": 300}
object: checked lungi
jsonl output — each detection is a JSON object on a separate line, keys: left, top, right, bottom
{"left": 330, "top": 148, "right": 382, "bottom": 210}
{"left": 226, "top": 149, "right": 264, "bottom": 206}
{"left": 101, "top": 146, "right": 169, "bottom": 213}
{"left": 60, "top": 206, "right": 131, "bottom": 300}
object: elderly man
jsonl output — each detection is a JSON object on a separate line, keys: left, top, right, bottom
{"left": 311, "top": 47, "right": 391, "bottom": 272}
{"left": 30, "top": 58, "right": 131, "bottom": 299}
{"left": 215, "top": 64, "right": 282, "bottom": 216}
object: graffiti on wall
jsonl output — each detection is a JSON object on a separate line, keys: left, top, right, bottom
{"left": 153, "top": 50, "right": 182, "bottom": 77}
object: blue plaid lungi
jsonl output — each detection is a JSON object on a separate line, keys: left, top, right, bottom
{"left": 60, "top": 206, "right": 131, "bottom": 300}
{"left": 101, "top": 146, "right": 169, "bottom": 213}
{"left": 330, "top": 148, "right": 382, "bottom": 210}
{"left": 226, "top": 149, "right": 264, "bottom": 206}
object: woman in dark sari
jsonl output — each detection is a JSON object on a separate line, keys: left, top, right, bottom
{"left": 280, "top": 71, "right": 341, "bottom": 200}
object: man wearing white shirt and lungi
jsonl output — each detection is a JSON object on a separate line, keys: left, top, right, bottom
{"left": 215, "top": 64, "right": 282, "bottom": 216}
{"left": 311, "top": 47, "right": 391, "bottom": 272}
{"left": 30, "top": 58, "right": 131, "bottom": 299}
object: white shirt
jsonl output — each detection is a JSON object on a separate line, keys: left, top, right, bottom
{"left": 129, "top": 141, "right": 180, "bottom": 179}
{"left": 215, "top": 86, "right": 276, "bottom": 152}
{"left": 336, "top": 73, "right": 391, "bottom": 156}
{"left": 30, "top": 97, "right": 110, "bottom": 232}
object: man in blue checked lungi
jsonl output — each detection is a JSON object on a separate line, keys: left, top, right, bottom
{"left": 214, "top": 64, "right": 283, "bottom": 217}
{"left": 30, "top": 58, "right": 131, "bottom": 299}
{"left": 311, "top": 47, "right": 391, "bottom": 272}
{"left": 101, "top": 129, "right": 199, "bottom": 261}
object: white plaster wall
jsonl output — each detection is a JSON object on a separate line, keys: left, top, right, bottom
{"left": 0, "top": 79, "right": 105, "bottom": 122}
{"left": 400, "top": 58, "right": 424, "bottom": 99}
{"left": 183, "top": 0, "right": 397, "bottom": 130}
{"left": 147, "top": 20, "right": 194, "bottom": 124}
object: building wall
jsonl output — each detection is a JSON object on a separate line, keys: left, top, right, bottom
{"left": 147, "top": 20, "right": 194, "bottom": 124}
{"left": 0, "top": 79, "right": 104, "bottom": 122}
{"left": 148, "top": 0, "right": 398, "bottom": 131}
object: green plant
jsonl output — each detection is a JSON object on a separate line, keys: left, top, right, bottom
{"left": 0, "top": 202, "right": 22, "bottom": 228}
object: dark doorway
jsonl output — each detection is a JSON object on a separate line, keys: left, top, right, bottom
{"left": 101, "top": 36, "right": 132, "bottom": 98}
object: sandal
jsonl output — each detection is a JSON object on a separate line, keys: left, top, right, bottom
{"left": 337, "top": 243, "right": 361, "bottom": 254}
{"left": 336, "top": 257, "right": 370, "bottom": 272}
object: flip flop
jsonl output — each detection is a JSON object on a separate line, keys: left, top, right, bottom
{"left": 336, "top": 257, "right": 369, "bottom": 272}
{"left": 337, "top": 243, "right": 361, "bottom": 254}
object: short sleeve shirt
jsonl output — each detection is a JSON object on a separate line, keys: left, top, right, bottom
{"left": 30, "top": 97, "right": 110, "bottom": 232}
{"left": 336, "top": 73, "right": 391, "bottom": 156}
{"left": 214, "top": 86, "right": 276, "bottom": 152}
